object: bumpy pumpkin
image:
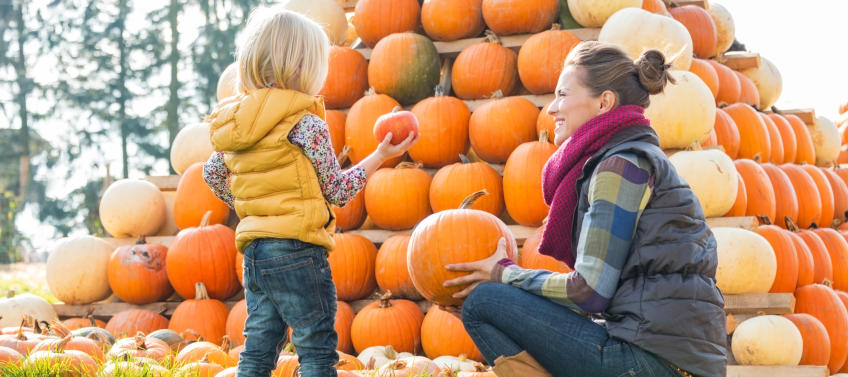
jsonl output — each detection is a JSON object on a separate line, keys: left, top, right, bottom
{"left": 368, "top": 33, "right": 441, "bottom": 105}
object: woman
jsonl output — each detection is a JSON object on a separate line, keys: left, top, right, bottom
{"left": 444, "top": 42, "right": 727, "bottom": 377}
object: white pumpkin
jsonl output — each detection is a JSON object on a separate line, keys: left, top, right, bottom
{"left": 731, "top": 315, "right": 802, "bottom": 366}
{"left": 566, "top": 0, "right": 641, "bottom": 28}
{"left": 433, "top": 355, "right": 478, "bottom": 372}
{"left": 741, "top": 57, "right": 782, "bottom": 110}
{"left": 598, "top": 8, "right": 693, "bottom": 70}
{"left": 713, "top": 227, "right": 777, "bottom": 294}
{"left": 808, "top": 116, "right": 840, "bottom": 167}
{"left": 668, "top": 149, "right": 737, "bottom": 217}
{"left": 378, "top": 356, "right": 442, "bottom": 376}
{"left": 645, "top": 70, "right": 716, "bottom": 149}
{"left": 99, "top": 179, "right": 167, "bottom": 238}
{"left": 216, "top": 62, "right": 238, "bottom": 101}
{"left": 356, "top": 345, "right": 414, "bottom": 369}
{"left": 170, "top": 122, "right": 215, "bottom": 175}
{"left": 707, "top": 2, "right": 735, "bottom": 57}
{"left": 280, "top": 0, "right": 348, "bottom": 45}
{"left": 155, "top": 191, "right": 179, "bottom": 236}
{"left": 46, "top": 236, "right": 113, "bottom": 305}
{"left": 0, "top": 292, "right": 57, "bottom": 328}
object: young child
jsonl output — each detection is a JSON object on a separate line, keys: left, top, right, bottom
{"left": 202, "top": 7, "right": 417, "bottom": 377}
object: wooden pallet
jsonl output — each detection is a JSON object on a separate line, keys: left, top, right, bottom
{"left": 766, "top": 108, "right": 817, "bottom": 126}
{"left": 719, "top": 52, "right": 761, "bottom": 71}
{"left": 726, "top": 365, "right": 827, "bottom": 377}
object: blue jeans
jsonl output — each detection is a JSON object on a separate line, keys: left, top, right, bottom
{"left": 462, "top": 282, "right": 679, "bottom": 377}
{"left": 237, "top": 238, "right": 339, "bottom": 377}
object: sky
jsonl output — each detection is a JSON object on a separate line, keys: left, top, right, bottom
{"left": 14, "top": 0, "right": 848, "bottom": 254}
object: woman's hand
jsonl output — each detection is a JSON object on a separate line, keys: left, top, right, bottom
{"left": 443, "top": 238, "right": 510, "bottom": 299}
{"left": 375, "top": 132, "right": 418, "bottom": 161}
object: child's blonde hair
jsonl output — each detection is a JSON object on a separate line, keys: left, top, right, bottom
{"left": 236, "top": 6, "right": 330, "bottom": 95}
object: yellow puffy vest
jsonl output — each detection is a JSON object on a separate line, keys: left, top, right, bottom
{"left": 208, "top": 88, "right": 335, "bottom": 252}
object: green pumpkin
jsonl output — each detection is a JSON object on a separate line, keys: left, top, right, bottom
{"left": 368, "top": 32, "right": 441, "bottom": 106}
{"left": 72, "top": 326, "right": 116, "bottom": 346}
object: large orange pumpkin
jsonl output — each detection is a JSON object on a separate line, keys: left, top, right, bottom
{"left": 814, "top": 228, "right": 848, "bottom": 292}
{"left": 334, "top": 189, "right": 366, "bottom": 232}
{"left": 756, "top": 225, "right": 798, "bottom": 293}
{"left": 25, "top": 349, "right": 97, "bottom": 376}
{"left": 32, "top": 333, "right": 104, "bottom": 362}
{"left": 421, "top": 305, "right": 484, "bottom": 362}
{"left": 368, "top": 32, "right": 441, "bottom": 105}
{"left": 319, "top": 47, "right": 368, "bottom": 109}
{"left": 166, "top": 211, "right": 240, "bottom": 300}
{"left": 350, "top": 292, "right": 424, "bottom": 354}
{"left": 642, "top": 0, "right": 670, "bottom": 16}
{"left": 364, "top": 162, "right": 432, "bottom": 230}
{"left": 669, "top": 5, "right": 717, "bottom": 59}
{"left": 105, "top": 309, "right": 169, "bottom": 339}
{"left": 503, "top": 132, "right": 558, "bottom": 227}
{"left": 345, "top": 92, "right": 404, "bottom": 166}
{"left": 787, "top": 231, "right": 815, "bottom": 287}
{"left": 781, "top": 164, "right": 822, "bottom": 229}
{"left": 336, "top": 301, "right": 355, "bottom": 354}
{"left": 407, "top": 191, "right": 519, "bottom": 306}
{"left": 725, "top": 104, "right": 770, "bottom": 161}
{"left": 517, "top": 26, "right": 581, "bottom": 94}
{"left": 409, "top": 88, "right": 471, "bottom": 168}
{"left": 733, "top": 159, "right": 776, "bottom": 222}
{"left": 794, "top": 284, "right": 848, "bottom": 372}
{"left": 801, "top": 165, "right": 835, "bottom": 228}
{"left": 796, "top": 229, "right": 834, "bottom": 285}
{"left": 107, "top": 237, "right": 173, "bottom": 304}
{"left": 768, "top": 113, "right": 797, "bottom": 164}
{"left": 785, "top": 113, "right": 816, "bottom": 165}
{"left": 689, "top": 58, "right": 719, "bottom": 99}
{"left": 224, "top": 299, "right": 247, "bottom": 346}
{"left": 421, "top": 0, "right": 484, "bottom": 41}
{"left": 429, "top": 156, "right": 504, "bottom": 216}
{"left": 328, "top": 233, "right": 378, "bottom": 301}
{"left": 823, "top": 168, "right": 848, "bottom": 223}
{"left": 169, "top": 282, "right": 230, "bottom": 345}
{"left": 176, "top": 338, "right": 235, "bottom": 367}
{"left": 481, "top": 0, "right": 558, "bottom": 35}
{"left": 759, "top": 163, "right": 798, "bottom": 229}
{"left": 713, "top": 108, "right": 740, "bottom": 159}
{"left": 353, "top": 0, "right": 420, "bottom": 48}
{"left": 174, "top": 163, "right": 230, "bottom": 230}
{"left": 469, "top": 96, "right": 539, "bottom": 164}
{"left": 783, "top": 313, "right": 830, "bottom": 366}
{"left": 451, "top": 33, "right": 518, "bottom": 100}
{"left": 725, "top": 173, "right": 747, "bottom": 217}
{"left": 326, "top": 110, "right": 346, "bottom": 156}
{"left": 519, "top": 226, "right": 572, "bottom": 273}
{"left": 375, "top": 235, "right": 422, "bottom": 300}
{"left": 709, "top": 60, "right": 741, "bottom": 105}
{"left": 736, "top": 71, "right": 761, "bottom": 108}
{"left": 760, "top": 113, "right": 783, "bottom": 164}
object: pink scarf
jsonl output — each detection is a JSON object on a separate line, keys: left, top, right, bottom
{"left": 538, "top": 105, "right": 650, "bottom": 268}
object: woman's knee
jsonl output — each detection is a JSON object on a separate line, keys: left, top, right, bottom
{"left": 462, "top": 282, "right": 506, "bottom": 322}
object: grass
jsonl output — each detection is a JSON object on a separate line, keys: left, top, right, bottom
{"left": 0, "top": 263, "right": 56, "bottom": 303}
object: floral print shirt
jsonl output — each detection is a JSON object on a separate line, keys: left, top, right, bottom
{"left": 202, "top": 114, "right": 366, "bottom": 209}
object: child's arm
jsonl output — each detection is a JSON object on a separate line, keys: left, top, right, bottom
{"left": 201, "top": 152, "right": 236, "bottom": 209}
{"left": 289, "top": 115, "right": 416, "bottom": 207}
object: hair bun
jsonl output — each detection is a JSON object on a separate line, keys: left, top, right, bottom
{"left": 635, "top": 50, "right": 674, "bottom": 95}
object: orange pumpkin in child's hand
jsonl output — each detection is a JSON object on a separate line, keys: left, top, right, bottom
{"left": 373, "top": 108, "right": 419, "bottom": 144}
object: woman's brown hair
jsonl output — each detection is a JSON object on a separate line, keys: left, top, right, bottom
{"left": 565, "top": 41, "right": 675, "bottom": 108}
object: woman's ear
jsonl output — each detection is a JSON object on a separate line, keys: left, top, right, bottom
{"left": 599, "top": 90, "right": 617, "bottom": 113}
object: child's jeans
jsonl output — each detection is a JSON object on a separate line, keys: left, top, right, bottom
{"left": 237, "top": 238, "right": 339, "bottom": 377}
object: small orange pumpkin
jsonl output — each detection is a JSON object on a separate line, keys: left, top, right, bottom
{"left": 107, "top": 236, "right": 173, "bottom": 305}
{"left": 517, "top": 25, "right": 581, "bottom": 94}
{"left": 319, "top": 47, "right": 368, "bottom": 109}
{"left": 328, "top": 233, "right": 378, "bottom": 301}
{"left": 469, "top": 96, "right": 539, "bottom": 164}
{"left": 452, "top": 32, "right": 518, "bottom": 100}
{"left": 350, "top": 292, "right": 424, "bottom": 354}
{"left": 669, "top": 5, "right": 718, "bottom": 59}
{"left": 429, "top": 155, "right": 504, "bottom": 216}
{"left": 375, "top": 235, "right": 423, "bottom": 300}
{"left": 364, "top": 162, "right": 432, "bottom": 230}
{"left": 169, "top": 282, "right": 230, "bottom": 345}
{"left": 503, "top": 131, "right": 558, "bottom": 226}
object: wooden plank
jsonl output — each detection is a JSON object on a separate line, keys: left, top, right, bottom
{"left": 723, "top": 293, "right": 795, "bottom": 315}
{"left": 726, "top": 366, "right": 828, "bottom": 377}
{"left": 355, "top": 29, "right": 601, "bottom": 60}
{"left": 669, "top": 0, "right": 707, "bottom": 8}
{"left": 718, "top": 52, "right": 761, "bottom": 71}
{"left": 102, "top": 236, "right": 177, "bottom": 249}
{"left": 768, "top": 108, "right": 817, "bottom": 126}
{"left": 54, "top": 300, "right": 242, "bottom": 318}
{"left": 706, "top": 216, "right": 759, "bottom": 231}
{"left": 145, "top": 175, "right": 180, "bottom": 191}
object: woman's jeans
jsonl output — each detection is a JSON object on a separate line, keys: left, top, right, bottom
{"left": 462, "top": 282, "right": 680, "bottom": 377}
{"left": 237, "top": 238, "right": 339, "bottom": 377}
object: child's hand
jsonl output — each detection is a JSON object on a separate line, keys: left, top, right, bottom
{"left": 375, "top": 131, "right": 419, "bottom": 161}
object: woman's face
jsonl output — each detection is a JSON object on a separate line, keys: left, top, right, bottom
{"left": 548, "top": 65, "right": 611, "bottom": 147}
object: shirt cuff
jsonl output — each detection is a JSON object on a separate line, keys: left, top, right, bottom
{"left": 491, "top": 258, "right": 518, "bottom": 283}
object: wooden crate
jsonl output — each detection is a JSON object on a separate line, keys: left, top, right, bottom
{"left": 726, "top": 366, "right": 827, "bottom": 377}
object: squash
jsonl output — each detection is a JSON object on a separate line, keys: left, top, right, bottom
{"left": 724, "top": 104, "right": 770, "bottom": 161}
{"left": 644, "top": 70, "right": 715, "bottom": 149}
{"left": 170, "top": 122, "right": 216, "bottom": 175}
{"left": 712, "top": 227, "right": 776, "bottom": 294}
{"left": 709, "top": 60, "right": 741, "bottom": 105}
{"left": 336, "top": 301, "right": 355, "bottom": 354}
{"left": 809, "top": 116, "right": 840, "bottom": 166}
{"left": 429, "top": 156, "right": 504, "bottom": 216}
{"left": 519, "top": 226, "right": 572, "bottom": 273}
{"left": 174, "top": 162, "right": 230, "bottom": 230}
{"left": 567, "top": 0, "right": 641, "bottom": 28}
{"left": 167, "top": 212, "right": 240, "bottom": 301}
{"left": 741, "top": 57, "right": 783, "bottom": 110}
{"left": 733, "top": 159, "right": 776, "bottom": 222}
{"left": 795, "top": 284, "right": 848, "bottom": 372}
{"left": 46, "top": 236, "right": 112, "bottom": 305}
{"left": 421, "top": 305, "right": 484, "bottom": 362}
{"left": 0, "top": 293, "right": 57, "bottom": 328}
{"left": 105, "top": 309, "right": 169, "bottom": 339}
{"left": 713, "top": 108, "right": 740, "bottom": 159}
{"left": 99, "top": 179, "right": 167, "bottom": 237}
{"left": 598, "top": 7, "right": 693, "bottom": 70}
{"left": 225, "top": 299, "right": 247, "bottom": 346}
{"left": 216, "top": 62, "right": 238, "bottom": 101}
{"left": 668, "top": 149, "right": 737, "bottom": 217}
{"left": 279, "top": 0, "right": 348, "bottom": 45}
{"left": 707, "top": 2, "right": 735, "bottom": 57}
{"left": 759, "top": 163, "right": 798, "bottom": 229}
{"left": 169, "top": 282, "right": 230, "bottom": 345}
{"left": 783, "top": 313, "right": 830, "bottom": 366}
{"left": 755, "top": 225, "right": 798, "bottom": 293}
{"left": 689, "top": 58, "right": 719, "bottom": 99}
{"left": 345, "top": 91, "right": 404, "bottom": 165}
{"left": 451, "top": 32, "right": 518, "bottom": 100}
{"left": 731, "top": 315, "right": 802, "bottom": 366}
{"left": 503, "top": 132, "right": 557, "bottom": 227}
{"left": 364, "top": 162, "right": 432, "bottom": 230}
{"left": 326, "top": 110, "right": 346, "bottom": 156}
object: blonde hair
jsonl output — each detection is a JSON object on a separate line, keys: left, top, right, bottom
{"left": 235, "top": 6, "right": 330, "bottom": 95}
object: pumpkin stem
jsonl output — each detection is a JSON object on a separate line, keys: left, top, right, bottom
{"left": 52, "top": 335, "right": 72, "bottom": 353}
{"left": 434, "top": 85, "right": 446, "bottom": 97}
{"left": 85, "top": 331, "right": 108, "bottom": 346}
{"left": 823, "top": 279, "right": 834, "bottom": 288}
{"left": 488, "top": 89, "right": 504, "bottom": 99}
{"left": 194, "top": 282, "right": 210, "bottom": 301}
{"left": 391, "top": 106, "right": 402, "bottom": 113}
{"left": 784, "top": 216, "right": 800, "bottom": 232}
{"left": 184, "top": 328, "right": 203, "bottom": 342}
{"left": 459, "top": 190, "right": 489, "bottom": 210}
{"left": 136, "top": 235, "right": 147, "bottom": 245}
{"left": 771, "top": 105, "right": 782, "bottom": 115}
{"left": 200, "top": 353, "right": 211, "bottom": 364}
{"left": 16, "top": 320, "right": 27, "bottom": 340}
{"left": 221, "top": 335, "right": 232, "bottom": 353}
{"left": 283, "top": 341, "right": 296, "bottom": 354}
{"left": 337, "top": 145, "right": 351, "bottom": 166}
{"left": 50, "top": 320, "right": 71, "bottom": 338}
{"left": 474, "top": 363, "right": 489, "bottom": 372}
{"left": 366, "top": 356, "right": 377, "bottom": 370}
{"left": 752, "top": 153, "right": 762, "bottom": 163}
{"left": 135, "top": 332, "right": 148, "bottom": 350}
{"left": 756, "top": 215, "right": 772, "bottom": 226}
{"left": 199, "top": 211, "right": 213, "bottom": 227}
{"left": 290, "top": 365, "right": 301, "bottom": 377}
{"left": 539, "top": 129, "right": 550, "bottom": 144}
{"left": 483, "top": 30, "right": 502, "bottom": 45}
{"left": 385, "top": 345, "right": 398, "bottom": 360}
{"left": 365, "top": 87, "right": 376, "bottom": 96}
{"left": 395, "top": 161, "right": 423, "bottom": 169}
{"left": 378, "top": 290, "right": 393, "bottom": 308}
